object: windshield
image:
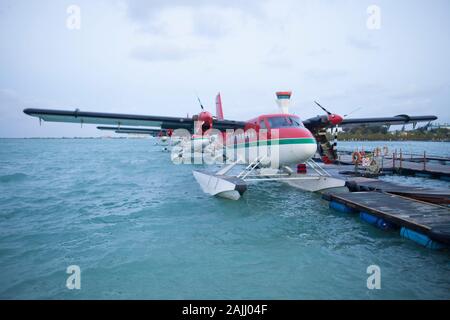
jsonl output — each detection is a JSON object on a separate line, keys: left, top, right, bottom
{"left": 267, "top": 116, "right": 304, "bottom": 129}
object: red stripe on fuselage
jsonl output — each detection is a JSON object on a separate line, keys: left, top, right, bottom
{"left": 223, "top": 128, "right": 315, "bottom": 145}
{"left": 276, "top": 127, "right": 314, "bottom": 139}
{"left": 197, "top": 114, "right": 316, "bottom": 145}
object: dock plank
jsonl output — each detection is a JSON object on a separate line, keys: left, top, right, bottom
{"left": 336, "top": 154, "right": 450, "bottom": 177}
{"left": 345, "top": 178, "right": 450, "bottom": 204}
{"left": 325, "top": 191, "right": 450, "bottom": 244}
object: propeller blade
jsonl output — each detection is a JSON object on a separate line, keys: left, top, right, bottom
{"left": 197, "top": 96, "right": 204, "bottom": 110}
{"left": 343, "top": 107, "right": 362, "bottom": 118}
{"left": 333, "top": 124, "right": 339, "bottom": 152}
{"left": 314, "top": 101, "right": 332, "bottom": 115}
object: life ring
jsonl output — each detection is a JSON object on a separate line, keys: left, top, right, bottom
{"left": 351, "top": 151, "right": 362, "bottom": 164}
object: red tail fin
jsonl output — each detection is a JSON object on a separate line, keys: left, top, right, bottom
{"left": 215, "top": 92, "right": 224, "bottom": 120}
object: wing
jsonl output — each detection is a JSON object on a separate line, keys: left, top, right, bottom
{"left": 340, "top": 114, "right": 438, "bottom": 127}
{"left": 303, "top": 114, "right": 437, "bottom": 131}
{"left": 303, "top": 113, "right": 438, "bottom": 163}
{"left": 23, "top": 108, "right": 246, "bottom": 132}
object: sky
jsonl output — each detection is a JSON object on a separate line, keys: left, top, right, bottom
{"left": 0, "top": 0, "right": 449, "bottom": 137}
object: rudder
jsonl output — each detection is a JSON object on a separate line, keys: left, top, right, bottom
{"left": 215, "top": 92, "right": 224, "bottom": 120}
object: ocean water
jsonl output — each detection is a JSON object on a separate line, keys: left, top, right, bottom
{"left": 339, "top": 141, "right": 450, "bottom": 157}
{"left": 0, "top": 138, "right": 449, "bottom": 300}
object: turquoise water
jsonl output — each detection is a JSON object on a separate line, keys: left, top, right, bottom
{"left": 339, "top": 141, "right": 450, "bottom": 157}
{"left": 0, "top": 138, "right": 449, "bottom": 299}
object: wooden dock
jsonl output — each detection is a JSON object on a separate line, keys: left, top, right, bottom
{"left": 345, "top": 177, "right": 450, "bottom": 205}
{"left": 322, "top": 191, "right": 450, "bottom": 248}
{"left": 335, "top": 153, "right": 450, "bottom": 180}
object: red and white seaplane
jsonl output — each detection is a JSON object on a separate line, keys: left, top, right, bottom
{"left": 23, "top": 92, "right": 437, "bottom": 200}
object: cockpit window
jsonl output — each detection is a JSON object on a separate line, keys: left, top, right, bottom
{"left": 267, "top": 116, "right": 304, "bottom": 129}
{"left": 259, "top": 120, "right": 267, "bottom": 129}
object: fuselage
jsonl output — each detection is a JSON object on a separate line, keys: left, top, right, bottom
{"left": 176, "top": 113, "right": 317, "bottom": 168}
{"left": 224, "top": 113, "right": 317, "bottom": 167}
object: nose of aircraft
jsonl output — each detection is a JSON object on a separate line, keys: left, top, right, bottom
{"left": 302, "top": 129, "right": 317, "bottom": 160}
{"left": 294, "top": 128, "right": 317, "bottom": 163}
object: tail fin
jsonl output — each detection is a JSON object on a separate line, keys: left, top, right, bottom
{"left": 215, "top": 92, "right": 224, "bottom": 120}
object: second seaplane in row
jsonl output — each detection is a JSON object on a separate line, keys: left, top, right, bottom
{"left": 23, "top": 92, "right": 437, "bottom": 200}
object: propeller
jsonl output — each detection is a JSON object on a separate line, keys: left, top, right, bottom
{"left": 313, "top": 101, "right": 364, "bottom": 163}
{"left": 313, "top": 100, "right": 343, "bottom": 126}
{"left": 314, "top": 101, "right": 332, "bottom": 115}
{"left": 313, "top": 100, "right": 344, "bottom": 162}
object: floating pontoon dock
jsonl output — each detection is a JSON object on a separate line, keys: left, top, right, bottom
{"left": 322, "top": 191, "right": 450, "bottom": 249}
{"left": 334, "top": 151, "right": 450, "bottom": 180}
{"left": 345, "top": 177, "right": 450, "bottom": 205}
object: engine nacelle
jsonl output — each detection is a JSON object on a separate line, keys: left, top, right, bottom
{"left": 328, "top": 114, "right": 343, "bottom": 126}
{"left": 193, "top": 111, "right": 213, "bottom": 134}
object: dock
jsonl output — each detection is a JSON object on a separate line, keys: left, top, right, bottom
{"left": 345, "top": 177, "right": 450, "bottom": 205}
{"left": 334, "top": 151, "right": 450, "bottom": 180}
{"left": 315, "top": 162, "right": 450, "bottom": 249}
{"left": 322, "top": 191, "right": 450, "bottom": 249}
{"left": 311, "top": 148, "right": 450, "bottom": 249}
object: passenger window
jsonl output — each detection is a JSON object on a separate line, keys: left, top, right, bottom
{"left": 259, "top": 120, "right": 267, "bottom": 129}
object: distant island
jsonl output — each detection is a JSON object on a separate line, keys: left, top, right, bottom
{"left": 2, "top": 136, "right": 145, "bottom": 139}
{"left": 2, "top": 125, "right": 449, "bottom": 141}
{"left": 334, "top": 125, "right": 450, "bottom": 142}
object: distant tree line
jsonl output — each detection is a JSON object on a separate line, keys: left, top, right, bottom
{"left": 333, "top": 125, "right": 449, "bottom": 141}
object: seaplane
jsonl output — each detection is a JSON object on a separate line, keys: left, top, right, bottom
{"left": 23, "top": 91, "right": 437, "bottom": 200}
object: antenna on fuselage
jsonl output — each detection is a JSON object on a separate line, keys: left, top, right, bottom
{"left": 276, "top": 91, "right": 292, "bottom": 114}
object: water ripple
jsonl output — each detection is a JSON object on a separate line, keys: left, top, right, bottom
{"left": 0, "top": 138, "right": 449, "bottom": 299}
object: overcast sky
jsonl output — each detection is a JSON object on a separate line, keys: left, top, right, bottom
{"left": 0, "top": 0, "right": 449, "bottom": 137}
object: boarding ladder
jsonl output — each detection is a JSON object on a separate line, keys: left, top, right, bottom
{"left": 237, "top": 156, "right": 267, "bottom": 180}
{"left": 306, "top": 159, "right": 331, "bottom": 177}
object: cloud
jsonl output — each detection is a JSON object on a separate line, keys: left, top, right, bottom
{"left": 130, "top": 43, "right": 201, "bottom": 62}
{"left": 124, "top": 0, "right": 261, "bottom": 21}
{"left": 263, "top": 58, "right": 293, "bottom": 69}
{"left": 1, "top": 0, "right": 449, "bottom": 138}
{"left": 0, "top": 89, "right": 38, "bottom": 137}
{"left": 0, "top": 88, "right": 103, "bottom": 138}
{"left": 346, "top": 36, "right": 378, "bottom": 51}
{"left": 123, "top": 0, "right": 260, "bottom": 38}
{"left": 0, "top": 88, "right": 24, "bottom": 119}
{"left": 384, "top": 85, "right": 444, "bottom": 112}
{"left": 305, "top": 68, "right": 348, "bottom": 80}
{"left": 262, "top": 45, "right": 294, "bottom": 68}
{"left": 125, "top": 2, "right": 258, "bottom": 63}
{"left": 388, "top": 85, "right": 443, "bottom": 100}
{"left": 306, "top": 48, "right": 332, "bottom": 57}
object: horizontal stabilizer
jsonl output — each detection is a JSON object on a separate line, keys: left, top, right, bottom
{"left": 97, "top": 126, "right": 163, "bottom": 135}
